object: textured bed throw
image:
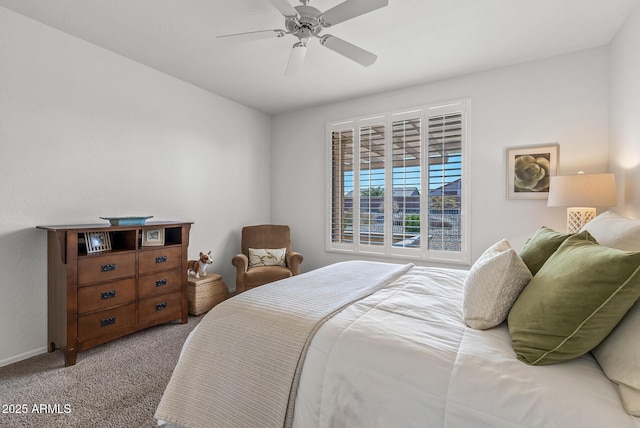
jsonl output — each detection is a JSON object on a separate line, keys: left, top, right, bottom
{"left": 155, "top": 261, "right": 413, "bottom": 428}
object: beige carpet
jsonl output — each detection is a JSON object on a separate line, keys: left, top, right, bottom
{"left": 0, "top": 315, "right": 202, "bottom": 428}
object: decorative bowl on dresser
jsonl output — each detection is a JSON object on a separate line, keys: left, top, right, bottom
{"left": 36, "top": 221, "right": 192, "bottom": 366}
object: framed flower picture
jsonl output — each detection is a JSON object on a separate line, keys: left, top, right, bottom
{"left": 506, "top": 143, "right": 559, "bottom": 199}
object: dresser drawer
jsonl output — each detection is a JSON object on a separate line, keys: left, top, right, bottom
{"left": 77, "top": 252, "right": 136, "bottom": 286}
{"left": 139, "top": 268, "right": 182, "bottom": 299}
{"left": 138, "top": 247, "right": 182, "bottom": 275}
{"left": 78, "top": 303, "right": 135, "bottom": 343}
{"left": 139, "top": 292, "right": 182, "bottom": 324}
{"left": 77, "top": 278, "right": 136, "bottom": 315}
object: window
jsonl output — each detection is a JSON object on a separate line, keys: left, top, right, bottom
{"left": 327, "top": 101, "right": 469, "bottom": 263}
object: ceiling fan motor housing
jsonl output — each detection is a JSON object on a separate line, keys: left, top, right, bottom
{"left": 286, "top": 5, "right": 323, "bottom": 41}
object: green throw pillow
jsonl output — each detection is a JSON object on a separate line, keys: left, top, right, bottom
{"left": 508, "top": 231, "right": 640, "bottom": 365}
{"left": 518, "top": 226, "right": 572, "bottom": 275}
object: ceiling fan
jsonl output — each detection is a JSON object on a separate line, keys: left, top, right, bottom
{"left": 217, "top": 0, "right": 388, "bottom": 75}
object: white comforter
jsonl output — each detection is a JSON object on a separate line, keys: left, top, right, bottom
{"left": 292, "top": 266, "right": 640, "bottom": 428}
{"left": 156, "top": 261, "right": 413, "bottom": 428}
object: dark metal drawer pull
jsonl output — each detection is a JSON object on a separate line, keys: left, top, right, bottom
{"left": 156, "top": 302, "right": 167, "bottom": 311}
{"left": 101, "top": 290, "right": 117, "bottom": 300}
{"left": 155, "top": 256, "right": 167, "bottom": 264}
{"left": 155, "top": 279, "right": 167, "bottom": 287}
{"left": 101, "top": 317, "right": 116, "bottom": 327}
{"left": 101, "top": 263, "right": 116, "bottom": 272}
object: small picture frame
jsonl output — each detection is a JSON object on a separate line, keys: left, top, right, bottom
{"left": 506, "top": 143, "right": 559, "bottom": 199}
{"left": 84, "top": 231, "right": 112, "bottom": 254}
{"left": 142, "top": 228, "right": 165, "bottom": 246}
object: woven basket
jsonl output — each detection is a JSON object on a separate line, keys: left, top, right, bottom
{"left": 187, "top": 274, "right": 229, "bottom": 316}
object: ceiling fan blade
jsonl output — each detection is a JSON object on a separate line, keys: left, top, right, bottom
{"left": 285, "top": 41, "right": 307, "bottom": 76}
{"left": 320, "top": 35, "right": 377, "bottom": 66}
{"left": 320, "top": 0, "right": 388, "bottom": 27}
{"left": 265, "top": 0, "right": 298, "bottom": 17}
{"left": 217, "top": 29, "right": 286, "bottom": 42}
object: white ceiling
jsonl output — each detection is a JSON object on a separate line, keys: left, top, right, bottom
{"left": 1, "top": 0, "right": 638, "bottom": 114}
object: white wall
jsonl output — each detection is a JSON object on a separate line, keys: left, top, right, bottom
{"left": 271, "top": 48, "right": 610, "bottom": 273}
{"left": 610, "top": 3, "right": 640, "bottom": 218}
{"left": 0, "top": 8, "right": 271, "bottom": 366}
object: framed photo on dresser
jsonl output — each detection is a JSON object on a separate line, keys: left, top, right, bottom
{"left": 142, "top": 228, "right": 164, "bottom": 246}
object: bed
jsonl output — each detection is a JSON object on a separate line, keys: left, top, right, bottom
{"left": 156, "top": 212, "right": 640, "bottom": 428}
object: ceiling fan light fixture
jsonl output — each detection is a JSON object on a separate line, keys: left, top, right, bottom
{"left": 285, "top": 41, "right": 307, "bottom": 76}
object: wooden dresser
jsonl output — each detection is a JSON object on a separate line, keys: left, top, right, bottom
{"left": 37, "top": 221, "right": 192, "bottom": 366}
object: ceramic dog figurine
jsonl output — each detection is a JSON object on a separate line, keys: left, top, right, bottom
{"left": 187, "top": 251, "right": 213, "bottom": 278}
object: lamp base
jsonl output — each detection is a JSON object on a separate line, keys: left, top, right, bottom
{"left": 567, "top": 207, "right": 596, "bottom": 233}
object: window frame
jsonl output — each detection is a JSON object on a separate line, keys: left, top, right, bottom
{"left": 325, "top": 100, "right": 470, "bottom": 265}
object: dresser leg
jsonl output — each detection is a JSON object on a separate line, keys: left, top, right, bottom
{"left": 64, "top": 347, "right": 77, "bottom": 367}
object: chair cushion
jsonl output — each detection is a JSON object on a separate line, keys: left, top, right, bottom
{"left": 246, "top": 266, "right": 292, "bottom": 287}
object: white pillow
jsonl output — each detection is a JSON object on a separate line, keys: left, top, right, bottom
{"left": 463, "top": 239, "right": 533, "bottom": 330}
{"left": 248, "top": 248, "right": 286, "bottom": 268}
{"left": 582, "top": 211, "right": 640, "bottom": 416}
{"left": 581, "top": 211, "right": 640, "bottom": 251}
{"left": 592, "top": 300, "right": 640, "bottom": 416}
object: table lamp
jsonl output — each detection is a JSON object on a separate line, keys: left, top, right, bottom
{"left": 547, "top": 172, "right": 617, "bottom": 233}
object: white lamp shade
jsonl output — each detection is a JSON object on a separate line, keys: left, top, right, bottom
{"left": 548, "top": 173, "right": 617, "bottom": 207}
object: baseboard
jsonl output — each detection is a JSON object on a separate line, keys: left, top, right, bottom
{"left": 0, "top": 346, "right": 47, "bottom": 368}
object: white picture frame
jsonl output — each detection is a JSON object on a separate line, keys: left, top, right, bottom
{"left": 84, "top": 231, "right": 112, "bottom": 254}
{"left": 506, "top": 143, "right": 559, "bottom": 199}
{"left": 142, "top": 228, "right": 165, "bottom": 246}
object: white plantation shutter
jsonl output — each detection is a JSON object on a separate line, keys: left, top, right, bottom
{"left": 330, "top": 127, "right": 354, "bottom": 245}
{"left": 391, "top": 115, "right": 421, "bottom": 249}
{"left": 359, "top": 122, "right": 386, "bottom": 247}
{"left": 327, "top": 100, "right": 468, "bottom": 264}
{"left": 427, "top": 111, "right": 463, "bottom": 252}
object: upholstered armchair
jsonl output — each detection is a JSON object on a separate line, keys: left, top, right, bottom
{"left": 231, "top": 225, "right": 303, "bottom": 294}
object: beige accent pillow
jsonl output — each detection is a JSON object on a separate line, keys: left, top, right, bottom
{"left": 463, "top": 239, "right": 533, "bottom": 330}
{"left": 248, "top": 248, "right": 286, "bottom": 268}
{"left": 581, "top": 211, "right": 640, "bottom": 251}
{"left": 592, "top": 300, "right": 640, "bottom": 416}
